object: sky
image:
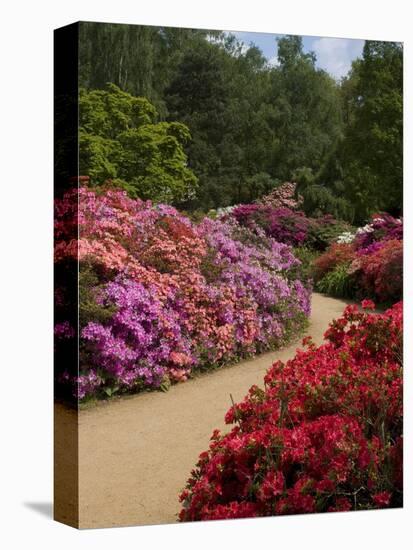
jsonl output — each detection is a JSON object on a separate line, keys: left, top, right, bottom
{"left": 227, "top": 31, "right": 365, "bottom": 80}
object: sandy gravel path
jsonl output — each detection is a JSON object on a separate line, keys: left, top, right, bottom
{"left": 70, "top": 293, "right": 349, "bottom": 528}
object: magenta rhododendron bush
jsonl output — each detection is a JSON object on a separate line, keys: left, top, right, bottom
{"left": 229, "top": 190, "right": 354, "bottom": 250}
{"left": 179, "top": 301, "right": 403, "bottom": 520}
{"left": 54, "top": 186, "right": 311, "bottom": 400}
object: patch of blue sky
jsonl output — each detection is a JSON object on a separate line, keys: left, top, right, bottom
{"left": 226, "top": 31, "right": 364, "bottom": 80}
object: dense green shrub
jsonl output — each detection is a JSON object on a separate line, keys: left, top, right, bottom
{"left": 307, "top": 215, "right": 354, "bottom": 251}
{"left": 291, "top": 246, "right": 319, "bottom": 287}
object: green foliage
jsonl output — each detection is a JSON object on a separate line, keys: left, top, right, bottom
{"left": 291, "top": 41, "right": 402, "bottom": 224}
{"left": 316, "top": 263, "right": 355, "bottom": 298}
{"left": 270, "top": 36, "right": 343, "bottom": 182}
{"left": 165, "top": 39, "right": 249, "bottom": 209}
{"left": 165, "top": 34, "right": 344, "bottom": 210}
{"left": 79, "top": 264, "right": 117, "bottom": 327}
{"left": 340, "top": 41, "right": 403, "bottom": 221}
{"left": 301, "top": 184, "right": 355, "bottom": 222}
{"left": 307, "top": 217, "right": 354, "bottom": 250}
{"left": 79, "top": 84, "right": 198, "bottom": 204}
{"left": 77, "top": 24, "right": 403, "bottom": 217}
{"left": 79, "top": 22, "right": 214, "bottom": 116}
{"left": 238, "top": 173, "right": 280, "bottom": 204}
{"left": 291, "top": 246, "right": 319, "bottom": 286}
{"left": 293, "top": 166, "right": 354, "bottom": 222}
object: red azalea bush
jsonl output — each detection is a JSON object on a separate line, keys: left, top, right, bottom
{"left": 351, "top": 240, "right": 403, "bottom": 303}
{"left": 179, "top": 302, "right": 403, "bottom": 521}
{"left": 312, "top": 243, "right": 355, "bottom": 281}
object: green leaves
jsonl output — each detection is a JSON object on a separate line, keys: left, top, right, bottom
{"left": 160, "top": 376, "right": 171, "bottom": 393}
{"left": 77, "top": 24, "right": 402, "bottom": 218}
{"left": 79, "top": 84, "right": 198, "bottom": 204}
{"left": 103, "top": 386, "right": 120, "bottom": 397}
{"left": 340, "top": 42, "right": 403, "bottom": 221}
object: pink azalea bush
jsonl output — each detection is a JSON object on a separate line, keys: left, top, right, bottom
{"left": 257, "top": 182, "right": 303, "bottom": 210}
{"left": 55, "top": 185, "right": 311, "bottom": 400}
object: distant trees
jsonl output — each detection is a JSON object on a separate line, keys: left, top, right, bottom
{"left": 269, "top": 36, "right": 343, "bottom": 180}
{"left": 78, "top": 23, "right": 403, "bottom": 220}
{"left": 165, "top": 40, "right": 235, "bottom": 209}
{"left": 79, "top": 23, "right": 214, "bottom": 117}
{"left": 294, "top": 40, "right": 403, "bottom": 223}
{"left": 165, "top": 35, "right": 343, "bottom": 209}
{"left": 340, "top": 41, "right": 403, "bottom": 220}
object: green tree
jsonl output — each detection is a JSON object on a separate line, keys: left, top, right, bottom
{"left": 166, "top": 40, "right": 235, "bottom": 208}
{"left": 79, "top": 84, "right": 198, "bottom": 204}
{"left": 268, "top": 36, "right": 343, "bottom": 182}
{"left": 340, "top": 41, "right": 403, "bottom": 220}
{"left": 293, "top": 167, "right": 354, "bottom": 221}
{"left": 166, "top": 38, "right": 278, "bottom": 209}
{"left": 79, "top": 22, "right": 213, "bottom": 117}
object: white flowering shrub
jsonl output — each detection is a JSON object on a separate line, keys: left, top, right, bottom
{"left": 336, "top": 231, "right": 356, "bottom": 244}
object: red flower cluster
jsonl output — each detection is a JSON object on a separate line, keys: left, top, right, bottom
{"left": 313, "top": 243, "right": 355, "bottom": 281}
{"left": 179, "top": 302, "right": 403, "bottom": 521}
{"left": 353, "top": 239, "right": 403, "bottom": 303}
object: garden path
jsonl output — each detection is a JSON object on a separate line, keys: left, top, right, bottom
{"left": 63, "top": 293, "right": 349, "bottom": 528}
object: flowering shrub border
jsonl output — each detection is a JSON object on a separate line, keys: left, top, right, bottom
{"left": 179, "top": 301, "right": 403, "bottom": 521}
{"left": 55, "top": 186, "right": 311, "bottom": 400}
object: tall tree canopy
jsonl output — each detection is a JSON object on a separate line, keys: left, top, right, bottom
{"left": 78, "top": 23, "right": 403, "bottom": 219}
{"left": 340, "top": 41, "right": 403, "bottom": 220}
{"left": 79, "top": 23, "right": 215, "bottom": 117}
{"left": 269, "top": 36, "right": 343, "bottom": 181}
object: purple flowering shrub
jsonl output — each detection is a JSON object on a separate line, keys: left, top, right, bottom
{"left": 55, "top": 186, "right": 312, "bottom": 401}
{"left": 230, "top": 204, "right": 353, "bottom": 252}
{"left": 354, "top": 213, "right": 403, "bottom": 252}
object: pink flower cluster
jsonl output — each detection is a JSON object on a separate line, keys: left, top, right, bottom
{"left": 55, "top": 186, "right": 311, "bottom": 399}
{"left": 258, "top": 182, "right": 303, "bottom": 210}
